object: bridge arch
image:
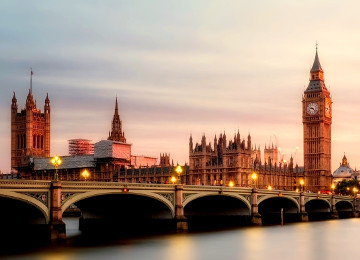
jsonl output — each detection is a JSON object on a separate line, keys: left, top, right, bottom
{"left": 183, "top": 193, "right": 251, "bottom": 218}
{"left": 258, "top": 195, "right": 300, "bottom": 212}
{"left": 62, "top": 190, "right": 175, "bottom": 217}
{"left": 305, "top": 198, "right": 331, "bottom": 210}
{"left": 0, "top": 191, "right": 49, "bottom": 223}
{"left": 183, "top": 193, "right": 251, "bottom": 214}
{"left": 335, "top": 200, "right": 354, "bottom": 217}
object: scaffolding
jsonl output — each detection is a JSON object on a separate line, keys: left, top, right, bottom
{"left": 68, "top": 139, "right": 94, "bottom": 155}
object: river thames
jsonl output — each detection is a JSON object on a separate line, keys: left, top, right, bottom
{"left": 2, "top": 217, "right": 360, "bottom": 260}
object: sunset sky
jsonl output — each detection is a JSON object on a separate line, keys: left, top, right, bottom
{"left": 1, "top": 1, "right": 360, "bottom": 173}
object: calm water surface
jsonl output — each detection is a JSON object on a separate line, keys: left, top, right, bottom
{"left": 3, "top": 218, "right": 360, "bottom": 260}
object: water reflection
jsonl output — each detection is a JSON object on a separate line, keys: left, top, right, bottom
{"left": 3, "top": 218, "right": 360, "bottom": 260}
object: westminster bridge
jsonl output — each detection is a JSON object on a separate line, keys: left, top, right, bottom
{"left": 0, "top": 180, "right": 358, "bottom": 242}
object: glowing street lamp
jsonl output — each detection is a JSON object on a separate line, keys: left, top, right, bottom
{"left": 251, "top": 172, "right": 257, "bottom": 188}
{"left": 175, "top": 165, "right": 183, "bottom": 184}
{"left": 353, "top": 187, "right": 358, "bottom": 198}
{"left": 82, "top": 169, "right": 90, "bottom": 181}
{"left": 51, "top": 155, "right": 62, "bottom": 181}
{"left": 299, "top": 179, "right": 304, "bottom": 192}
{"left": 170, "top": 176, "right": 177, "bottom": 184}
{"left": 229, "top": 181, "right": 235, "bottom": 187}
{"left": 267, "top": 185, "right": 272, "bottom": 190}
{"left": 331, "top": 184, "right": 335, "bottom": 194}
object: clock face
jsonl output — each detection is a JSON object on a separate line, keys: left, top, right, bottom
{"left": 325, "top": 99, "right": 331, "bottom": 117}
{"left": 307, "top": 102, "right": 318, "bottom": 115}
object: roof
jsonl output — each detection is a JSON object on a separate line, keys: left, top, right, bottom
{"left": 33, "top": 154, "right": 95, "bottom": 170}
{"left": 311, "top": 50, "right": 323, "bottom": 72}
{"left": 333, "top": 164, "right": 354, "bottom": 178}
{"left": 305, "top": 80, "right": 328, "bottom": 93}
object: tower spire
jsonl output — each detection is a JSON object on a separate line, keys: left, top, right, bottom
{"left": 115, "top": 96, "right": 119, "bottom": 115}
{"left": 311, "top": 44, "right": 323, "bottom": 73}
{"left": 305, "top": 45, "right": 327, "bottom": 93}
{"left": 108, "top": 97, "right": 126, "bottom": 143}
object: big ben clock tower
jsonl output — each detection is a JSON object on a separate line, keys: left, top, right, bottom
{"left": 302, "top": 48, "right": 332, "bottom": 192}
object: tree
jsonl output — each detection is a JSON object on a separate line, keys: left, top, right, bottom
{"left": 335, "top": 179, "right": 360, "bottom": 195}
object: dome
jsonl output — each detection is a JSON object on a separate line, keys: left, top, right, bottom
{"left": 333, "top": 154, "right": 354, "bottom": 178}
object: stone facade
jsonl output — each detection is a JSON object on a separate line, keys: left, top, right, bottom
{"left": 189, "top": 133, "right": 303, "bottom": 190}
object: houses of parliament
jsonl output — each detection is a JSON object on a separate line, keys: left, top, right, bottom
{"left": 6, "top": 49, "right": 333, "bottom": 192}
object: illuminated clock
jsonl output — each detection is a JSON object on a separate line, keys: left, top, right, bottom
{"left": 307, "top": 102, "right": 318, "bottom": 115}
{"left": 325, "top": 99, "right": 331, "bottom": 117}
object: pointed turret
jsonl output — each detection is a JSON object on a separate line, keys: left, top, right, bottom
{"left": 201, "top": 134, "right": 206, "bottom": 150}
{"left": 236, "top": 130, "right": 240, "bottom": 144}
{"left": 45, "top": 92, "right": 50, "bottom": 103}
{"left": 189, "top": 134, "right": 193, "bottom": 153}
{"left": 11, "top": 92, "right": 17, "bottom": 113}
{"left": 214, "top": 134, "right": 217, "bottom": 151}
{"left": 44, "top": 93, "right": 50, "bottom": 112}
{"left": 26, "top": 89, "right": 36, "bottom": 109}
{"left": 342, "top": 153, "right": 348, "bottom": 166}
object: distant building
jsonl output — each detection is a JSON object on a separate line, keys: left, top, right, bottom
{"left": 159, "top": 153, "right": 171, "bottom": 167}
{"left": 332, "top": 154, "right": 360, "bottom": 184}
{"left": 68, "top": 139, "right": 94, "bottom": 155}
{"left": 264, "top": 144, "right": 278, "bottom": 165}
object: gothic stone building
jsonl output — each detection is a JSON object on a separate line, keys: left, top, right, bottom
{"left": 302, "top": 48, "right": 332, "bottom": 191}
{"left": 189, "top": 48, "right": 333, "bottom": 192}
{"left": 9, "top": 96, "right": 181, "bottom": 183}
{"left": 189, "top": 132, "right": 303, "bottom": 190}
{"left": 11, "top": 90, "right": 50, "bottom": 172}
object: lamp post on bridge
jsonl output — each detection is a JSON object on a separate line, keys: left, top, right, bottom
{"left": 298, "top": 178, "right": 308, "bottom": 222}
{"left": 175, "top": 165, "right": 183, "bottom": 184}
{"left": 82, "top": 169, "right": 90, "bottom": 181}
{"left": 51, "top": 155, "right": 62, "bottom": 181}
{"left": 353, "top": 187, "right": 358, "bottom": 216}
{"left": 300, "top": 179, "right": 304, "bottom": 192}
{"left": 251, "top": 172, "right": 257, "bottom": 189}
{"left": 330, "top": 183, "right": 338, "bottom": 219}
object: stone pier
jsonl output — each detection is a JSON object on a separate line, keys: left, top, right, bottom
{"left": 50, "top": 181, "right": 66, "bottom": 242}
{"left": 299, "top": 191, "right": 309, "bottom": 222}
{"left": 175, "top": 184, "right": 188, "bottom": 232}
{"left": 250, "top": 188, "right": 262, "bottom": 225}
